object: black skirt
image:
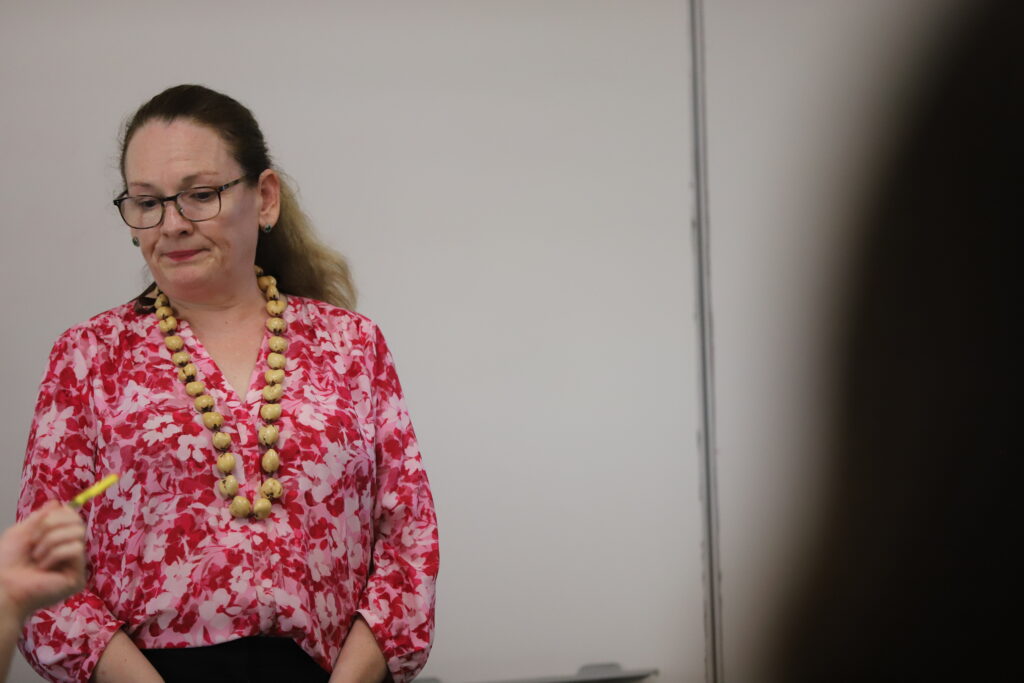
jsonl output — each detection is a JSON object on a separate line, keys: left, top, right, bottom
{"left": 141, "top": 636, "right": 330, "bottom": 683}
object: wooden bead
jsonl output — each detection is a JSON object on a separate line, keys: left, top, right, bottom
{"left": 216, "top": 452, "right": 236, "bottom": 474}
{"left": 253, "top": 496, "right": 272, "bottom": 520}
{"left": 177, "top": 363, "right": 197, "bottom": 382}
{"left": 158, "top": 316, "right": 178, "bottom": 334}
{"left": 194, "top": 394, "right": 215, "bottom": 412}
{"left": 202, "top": 412, "right": 224, "bottom": 430}
{"left": 229, "top": 495, "right": 251, "bottom": 518}
{"left": 262, "top": 383, "right": 284, "bottom": 403}
{"left": 261, "top": 449, "right": 280, "bottom": 473}
{"left": 219, "top": 474, "right": 239, "bottom": 497}
{"left": 260, "top": 478, "right": 283, "bottom": 500}
{"left": 150, "top": 275, "right": 298, "bottom": 523}
{"left": 258, "top": 424, "right": 280, "bottom": 446}
{"left": 212, "top": 432, "right": 232, "bottom": 450}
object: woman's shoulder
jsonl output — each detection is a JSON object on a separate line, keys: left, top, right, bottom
{"left": 52, "top": 300, "right": 148, "bottom": 352}
{"left": 286, "top": 297, "right": 395, "bottom": 377}
{"left": 288, "top": 296, "right": 381, "bottom": 340}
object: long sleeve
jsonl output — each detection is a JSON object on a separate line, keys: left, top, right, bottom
{"left": 355, "top": 323, "right": 439, "bottom": 683}
{"left": 16, "top": 328, "right": 125, "bottom": 683}
{"left": 13, "top": 300, "right": 436, "bottom": 680}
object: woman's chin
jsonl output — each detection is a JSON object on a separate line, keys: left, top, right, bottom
{"left": 152, "top": 262, "right": 219, "bottom": 298}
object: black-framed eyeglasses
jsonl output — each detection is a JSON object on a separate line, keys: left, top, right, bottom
{"left": 113, "top": 176, "right": 248, "bottom": 229}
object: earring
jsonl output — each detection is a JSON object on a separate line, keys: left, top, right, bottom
{"left": 131, "top": 236, "right": 140, "bottom": 247}
{"left": 261, "top": 224, "right": 274, "bottom": 234}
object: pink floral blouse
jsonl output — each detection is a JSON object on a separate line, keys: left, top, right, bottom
{"left": 16, "top": 296, "right": 438, "bottom": 683}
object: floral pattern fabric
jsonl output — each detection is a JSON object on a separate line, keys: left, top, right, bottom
{"left": 16, "top": 297, "right": 438, "bottom": 683}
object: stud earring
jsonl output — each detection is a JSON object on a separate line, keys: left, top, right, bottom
{"left": 261, "top": 224, "right": 274, "bottom": 234}
{"left": 131, "top": 236, "right": 140, "bottom": 247}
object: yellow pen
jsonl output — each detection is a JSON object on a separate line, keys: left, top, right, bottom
{"left": 68, "top": 474, "right": 119, "bottom": 509}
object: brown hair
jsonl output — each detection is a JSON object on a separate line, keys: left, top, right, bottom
{"left": 120, "top": 84, "right": 357, "bottom": 310}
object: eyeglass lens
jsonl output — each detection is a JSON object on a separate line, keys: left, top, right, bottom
{"left": 120, "top": 188, "right": 222, "bottom": 229}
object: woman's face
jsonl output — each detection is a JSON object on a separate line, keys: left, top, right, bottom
{"left": 123, "top": 119, "right": 277, "bottom": 303}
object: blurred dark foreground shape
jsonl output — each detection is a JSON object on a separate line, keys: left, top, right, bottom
{"left": 765, "top": 0, "right": 1021, "bottom": 681}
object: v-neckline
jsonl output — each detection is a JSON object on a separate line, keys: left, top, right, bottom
{"left": 175, "top": 317, "right": 270, "bottom": 409}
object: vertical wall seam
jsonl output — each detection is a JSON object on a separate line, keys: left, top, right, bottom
{"left": 688, "top": 1, "right": 724, "bottom": 682}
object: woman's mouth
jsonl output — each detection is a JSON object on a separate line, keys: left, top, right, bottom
{"left": 164, "top": 249, "right": 203, "bottom": 262}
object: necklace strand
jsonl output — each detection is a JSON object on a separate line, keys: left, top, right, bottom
{"left": 153, "top": 266, "right": 288, "bottom": 519}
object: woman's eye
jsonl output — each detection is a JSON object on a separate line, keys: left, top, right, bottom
{"left": 188, "top": 190, "right": 217, "bottom": 203}
{"left": 135, "top": 198, "right": 160, "bottom": 210}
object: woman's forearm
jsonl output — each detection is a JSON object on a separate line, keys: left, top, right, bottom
{"left": 90, "top": 630, "right": 163, "bottom": 683}
{"left": 330, "top": 616, "right": 388, "bottom": 683}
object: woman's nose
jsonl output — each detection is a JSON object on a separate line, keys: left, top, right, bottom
{"left": 160, "top": 199, "right": 194, "bottom": 234}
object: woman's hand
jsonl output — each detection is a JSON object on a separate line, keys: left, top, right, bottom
{"left": 0, "top": 500, "right": 86, "bottom": 622}
{"left": 330, "top": 616, "right": 390, "bottom": 683}
{"left": 90, "top": 630, "right": 165, "bottom": 683}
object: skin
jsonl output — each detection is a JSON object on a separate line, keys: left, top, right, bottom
{"left": 126, "top": 119, "right": 279, "bottom": 397}
{"left": 91, "top": 119, "right": 387, "bottom": 683}
{"left": 0, "top": 501, "right": 87, "bottom": 682}
{"left": 331, "top": 617, "right": 390, "bottom": 683}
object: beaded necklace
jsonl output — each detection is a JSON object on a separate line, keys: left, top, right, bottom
{"left": 153, "top": 267, "right": 287, "bottom": 519}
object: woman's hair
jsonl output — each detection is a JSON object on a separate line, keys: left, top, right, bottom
{"left": 120, "top": 84, "right": 357, "bottom": 310}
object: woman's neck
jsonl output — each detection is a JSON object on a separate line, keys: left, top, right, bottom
{"left": 160, "top": 279, "right": 266, "bottom": 336}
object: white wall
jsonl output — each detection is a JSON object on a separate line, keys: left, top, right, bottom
{"left": 0, "top": 2, "right": 703, "bottom": 682}
{"left": 703, "top": 1, "right": 968, "bottom": 680}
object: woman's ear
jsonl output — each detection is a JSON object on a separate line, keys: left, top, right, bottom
{"left": 257, "top": 168, "right": 281, "bottom": 228}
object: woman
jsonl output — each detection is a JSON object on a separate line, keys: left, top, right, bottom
{"left": 17, "top": 85, "right": 438, "bottom": 683}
